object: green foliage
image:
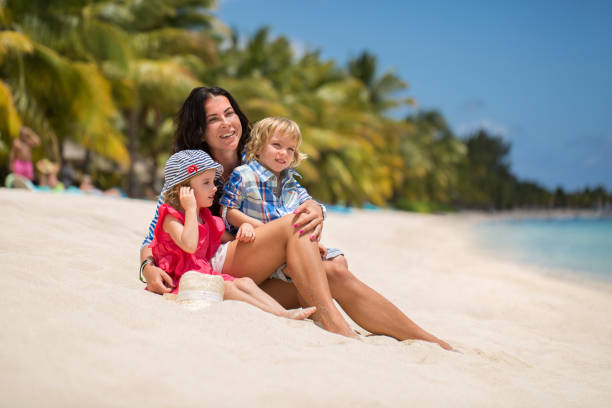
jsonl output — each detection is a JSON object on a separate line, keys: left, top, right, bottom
{"left": 394, "top": 199, "right": 458, "bottom": 214}
{"left": 1, "top": 1, "right": 607, "bottom": 205}
{"left": 455, "top": 129, "right": 516, "bottom": 209}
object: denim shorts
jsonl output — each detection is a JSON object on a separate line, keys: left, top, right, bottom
{"left": 269, "top": 247, "right": 344, "bottom": 282}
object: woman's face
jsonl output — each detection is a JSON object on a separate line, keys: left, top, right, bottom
{"left": 203, "top": 95, "right": 242, "bottom": 154}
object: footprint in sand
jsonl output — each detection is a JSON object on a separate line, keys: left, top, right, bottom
{"left": 468, "top": 347, "right": 532, "bottom": 368}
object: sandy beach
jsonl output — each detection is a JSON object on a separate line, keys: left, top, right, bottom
{"left": 1, "top": 188, "right": 611, "bottom": 407}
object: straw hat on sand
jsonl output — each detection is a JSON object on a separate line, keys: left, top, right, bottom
{"left": 165, "top": 271, "right": 225, "bottom": 310}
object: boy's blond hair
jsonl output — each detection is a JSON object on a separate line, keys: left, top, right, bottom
{"left": 244, "top": 117, "right": 307, "bottom": 168}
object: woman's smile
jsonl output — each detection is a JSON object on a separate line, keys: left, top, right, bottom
{"left": 204, "top": 95, "right": 242, "bottom": 152}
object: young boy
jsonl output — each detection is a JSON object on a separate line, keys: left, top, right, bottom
{"left": 220, "top": 117, "right": 341, "bottom": 280}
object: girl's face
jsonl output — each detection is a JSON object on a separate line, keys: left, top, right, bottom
{"left": 257, "top": 132, "right": 298, "bottom": 177}
{"left": 203, "top": 95, "right": 242, "bottom": 154}
{"left": 189, "top": 169, "right": 217, "bottom": 208}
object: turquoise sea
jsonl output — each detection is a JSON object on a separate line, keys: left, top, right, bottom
{"left": 475, "top": 216, "right": 612, "bottom": 283}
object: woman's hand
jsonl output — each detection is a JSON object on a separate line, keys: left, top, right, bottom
{"left": 236, "top": 222, "right": 256, "bottom": 243}
{"left": 179, "top": 186, "right": 197, "bottom": 212}
{"left": 143, "top": 263, "right": 174, "bottom": 294}
{"left": 292, "top": 200, "right": 324, "bottom": 241}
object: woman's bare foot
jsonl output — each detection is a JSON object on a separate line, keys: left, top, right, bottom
{"left": 283, "top": 306, "right": 317, "bottom": 320}
{"left": 311, "top": 318, "right": 360, "bottom": 339}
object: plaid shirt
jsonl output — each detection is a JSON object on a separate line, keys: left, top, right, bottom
{"left": 219, "top": 160, "right": 311, "bottom": 227}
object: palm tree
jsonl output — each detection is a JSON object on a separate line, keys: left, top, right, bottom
{"left": 217, "top": 29, "right": 406, "bottom": 205}
{"left": 1, "top": 0, "right": 128, "bottom": 167}
{"left": 400, "top": 110, "right": 466, "bottom": 206}
{"left": 83, "top": 0, "right": 221, "bottom": 195}
{"left": 347, "top": 50, "right": 413, "bottom": 114}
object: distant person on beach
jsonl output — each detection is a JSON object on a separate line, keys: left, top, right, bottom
{"left": 36, "top": 158, "right": 64, "bottom": 192}
{"left": 149, "top": 149, "right": 316, "bottom": 320}
{"left": 9, "top": 126, "right": 40, "bottom": 182}
{"left": 79, "top": 174, "right": 122, "bottom": 197}
{"left": 139, "top": 86, "right": 452, "bottom": 347}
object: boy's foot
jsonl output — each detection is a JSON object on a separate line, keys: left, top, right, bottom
{"left": 284, "top": 306, "right": 317, "bottom": 320}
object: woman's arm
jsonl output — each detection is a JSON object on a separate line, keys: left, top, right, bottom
{"left": 141, "top": 195, "right": 163, "bottom": 249}
{"left": 139, "top": 195, "right": 174, "bottom": 293}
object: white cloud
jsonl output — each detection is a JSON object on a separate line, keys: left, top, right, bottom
{"left": 455, "top": 119, "right": 509, "bottom": 137}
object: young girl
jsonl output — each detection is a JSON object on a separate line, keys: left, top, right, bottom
{"left": 149, "top": 149, "right": 316, "bottom": 320}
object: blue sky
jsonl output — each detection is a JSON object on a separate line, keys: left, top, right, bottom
{"left": 215, "top": 0, "right": 612, "bottom": 191}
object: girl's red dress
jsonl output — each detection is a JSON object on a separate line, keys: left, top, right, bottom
{"left": 150, "top": 204, "right": 234, "bottom": 294}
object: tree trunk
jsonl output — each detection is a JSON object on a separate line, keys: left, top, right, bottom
{"left": 127, "top": 106, "right": 140, "bottom": 197}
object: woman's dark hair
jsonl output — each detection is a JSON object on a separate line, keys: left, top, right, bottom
{"left": 173, "top": 87, "right": 251, "bottom": 160}
{"left": 173, "top": 87, "right": 250, "bottom": 215}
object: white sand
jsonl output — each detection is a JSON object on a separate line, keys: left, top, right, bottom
{"left": 1, "top": 188, "right": 611, "bottom": 407}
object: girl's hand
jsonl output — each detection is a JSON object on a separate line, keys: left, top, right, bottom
{"left": 292, "top": 200, "right": 324, "bottom": 241}
{"left": 317, "top": 242, "right": 327, "bottom": 259}
{"left": 236, "top": 222, "right": 256, "bottom": 243}
{"left": 179, "top": 186, "right": 197, "bottom": 212}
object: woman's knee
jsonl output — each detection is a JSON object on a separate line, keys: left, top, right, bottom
{"left": 275, "top": 214, "right": 296, "bottom": 228}
{"left": 324, "top": 257, "right": 354, "bottom": 285}
{"left": 331, "top": 255, "right": 348, "bottom": 269}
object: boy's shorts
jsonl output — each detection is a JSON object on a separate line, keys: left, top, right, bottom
{"left": 269, "top": 247, "right": 344, "bottom": 282}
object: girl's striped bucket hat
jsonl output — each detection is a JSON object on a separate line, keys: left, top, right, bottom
{"left": 163, "top": 150, "right": 223, "bottom": 190}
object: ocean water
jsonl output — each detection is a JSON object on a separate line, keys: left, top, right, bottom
{"left": 475, "top": 216, "right": 612, "bottom": 282}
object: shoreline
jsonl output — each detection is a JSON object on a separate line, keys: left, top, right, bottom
{"left": 458, "top": 207, "right": 612, "bottom": 221}
{"left": 458, "top": 214, "right": 612, "bottom": 294}
{"left": 440, "top": 210, "right": 612, "bottom": 293}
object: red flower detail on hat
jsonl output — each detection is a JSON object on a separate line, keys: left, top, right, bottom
{"left": 187, "top": 164, "right": 198, "bottom": 174}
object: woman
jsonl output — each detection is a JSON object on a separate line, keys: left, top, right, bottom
{"left": 140, "top": 87, "right": 451, "bottom": 348}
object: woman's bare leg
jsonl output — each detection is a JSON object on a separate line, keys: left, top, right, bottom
{"left": 324, "top": 257, "right": 451, "bottom": 349}
{"left": 223, "top": 278, "right": 315, "bottom": 320}
{"left": 259, "top": 279, "right": 301, "bottom": 309}
{"left": 222, "top": 215, "right": 356, "bottom": 338}
{"left": 271, "top": 257, "right": 451, "bottom": 349}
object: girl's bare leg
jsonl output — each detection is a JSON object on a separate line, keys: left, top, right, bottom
{"left": 222, "top": 215, "right": 356, "bottom": 338}
{"left": 223, "top": 278, "right": 315, "bottom": 320}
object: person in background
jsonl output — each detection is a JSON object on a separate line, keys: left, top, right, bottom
{"left": 36, "top": 158, "right": 64, "bottom": 192}
{"left": 9, "top": 126, "right": 40, "bottom": 182}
